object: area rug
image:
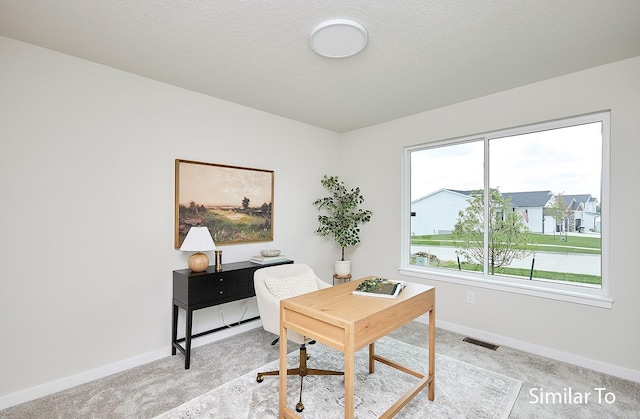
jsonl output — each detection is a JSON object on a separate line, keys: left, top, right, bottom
{"left": 154, "top": 336, "right": 522, "bottom": 418}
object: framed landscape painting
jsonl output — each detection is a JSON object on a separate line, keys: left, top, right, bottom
{"left": 175, "top": 159, "right": 274, "bottom": 248}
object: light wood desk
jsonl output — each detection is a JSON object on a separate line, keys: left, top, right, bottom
{"left": 279, "top": 277, "right": 435, "bottom": 418}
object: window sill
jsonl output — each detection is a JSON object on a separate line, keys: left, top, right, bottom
{"left": 399, "top": 267, "right": 613, "bottom": 309}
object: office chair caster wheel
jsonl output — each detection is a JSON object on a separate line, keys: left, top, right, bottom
{"left": 295, "top": 402, "right": 304, "bottom": 412}
{"left": 256, "top": 375, "right": 264, "bottom": 383}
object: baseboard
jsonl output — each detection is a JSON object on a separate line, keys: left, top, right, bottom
{"left": 0, "top": 320, "right": 262, "bottom": 411}
{"left": 414, "top": 315, "right": 640, "bottom": 383}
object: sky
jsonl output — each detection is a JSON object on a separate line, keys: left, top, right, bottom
{"left": 178, "top": 162, "right": 272, "bottom": 207}
{"left": 411, "top": 122, "right": 603, "bottom": 201}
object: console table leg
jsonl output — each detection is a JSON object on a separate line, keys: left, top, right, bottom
{"left": 185, "top": 308, "right": 193, "bottom": 369}
{"left": 171, "top": 304, "right": 178, "bottom": 356}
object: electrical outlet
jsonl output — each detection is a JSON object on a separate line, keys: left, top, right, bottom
{"left": 466, "top": 291, "right": 475, "bottom": 304}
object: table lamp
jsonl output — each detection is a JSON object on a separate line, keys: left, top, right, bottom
{"left": 180, "top": 226, "right": 216, "bottom": 272}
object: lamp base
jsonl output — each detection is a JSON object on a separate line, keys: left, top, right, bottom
{"left": 188, "top": 252, "right": 209, "bottom": 272}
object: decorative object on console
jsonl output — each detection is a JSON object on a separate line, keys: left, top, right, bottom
{"left": 180, "top": 226, "right": 216, "bottom": 272}
{"left": 260, "top": 249, "right": 281, "bottom": 257}
{"left": 250, "top": 254, "right": 289, "bottom": 265}
{"left": 175, "top": 159, "right": 274, "bottom": 247}
{"left": 313, "top": 175, "right": 372, "bottom": 276}
{"left": 214, "top": 250, "right": 223, "bottom": 272}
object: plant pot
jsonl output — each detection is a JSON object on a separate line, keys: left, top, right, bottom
{"left": 415, "top": 256, "right": 428, "bottom": 266}
{"left": 334, "top": 260, "right": 351, "bottom": 276}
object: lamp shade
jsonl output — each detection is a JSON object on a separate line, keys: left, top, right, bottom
{"left": 180, "top": 227, "right": 216, "bottom": 252}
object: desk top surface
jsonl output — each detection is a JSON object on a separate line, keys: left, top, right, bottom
{"left": 281, "top": 276, "right": 434, "bottom": 327}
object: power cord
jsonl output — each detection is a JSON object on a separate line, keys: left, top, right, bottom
{"left": 218, "top": 297, "right": 253, "bottom": 328}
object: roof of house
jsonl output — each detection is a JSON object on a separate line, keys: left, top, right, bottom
{"left": 412, "top": 189, "right": 597, "bottom": 210}
{"left": 563, "top": 194, "right": 594, "bottom": 210}
{"left": 411, "top": 188, "right": 475, "bottom": 204}
{"left": 502, "top": 191, "right": 552, "bottom": 207}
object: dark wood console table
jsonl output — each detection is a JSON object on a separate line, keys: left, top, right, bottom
{"left": 172, "top": 259, "right": 293, "bottom": 369}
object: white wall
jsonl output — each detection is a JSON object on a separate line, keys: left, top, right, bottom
{"left": 0, "top": 36, "right": 341, "bottom": 403}
{"left": 341, "top": 56, "right": 640, "bottom": 378}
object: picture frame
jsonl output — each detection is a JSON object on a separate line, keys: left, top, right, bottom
{"left": 175, "top": 159, "right": 274, "bottom": 248}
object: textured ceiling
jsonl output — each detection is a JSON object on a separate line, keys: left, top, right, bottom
{"left": 1, "top": 1, "right": 640, "bottom": 132}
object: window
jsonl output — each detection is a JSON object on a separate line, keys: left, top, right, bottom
{"left": 402, "top": 112, "right": 611, "bottom": 307}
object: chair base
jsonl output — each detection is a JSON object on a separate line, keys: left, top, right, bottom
{"left": 255, "top": 343, "right": 343, "bottom": 412}
{"left": 256, "top": 366, "right": 344, "bottom": 382}
{"left": 270, "top": 337, "right": 316, "bottom": 346}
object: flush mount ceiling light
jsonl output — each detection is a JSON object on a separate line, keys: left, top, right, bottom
{"left": 310, "top": 19, "right": 368, "bottom": 58}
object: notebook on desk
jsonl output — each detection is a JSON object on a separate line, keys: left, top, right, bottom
{"left": 352, "top": 277, "right": 407, "bottom": 299}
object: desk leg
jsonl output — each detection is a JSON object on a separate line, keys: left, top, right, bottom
{"left": 171, "top": 304, "right": 178, "bottom": 356}
{"left": 428, "top": 307, "right": 436, "bottom": 401}
{"left": 279, "top": 322, "right": 288, "bottom": 416}
{"left": 368, "top": 342, "right": 375, "bottom": 373}
{"left": 344, "top": 345, "right": 355, "bottom": 419}
{"left": 185, "top": 308, "right": 193, "bottom": 369}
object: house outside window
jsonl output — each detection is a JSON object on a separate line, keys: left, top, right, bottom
{"left": 401, "top": 112, "right": 610, "bottom": 308}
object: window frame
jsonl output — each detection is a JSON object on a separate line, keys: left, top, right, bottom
{"left": 400, "top": 111, "right": 612, "bottom": 308}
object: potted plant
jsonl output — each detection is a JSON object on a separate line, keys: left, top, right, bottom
{"left": 313, "top": 175, "right": 372, "bottom": 275}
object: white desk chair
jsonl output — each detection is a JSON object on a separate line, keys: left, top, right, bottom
{"left": 253, "top": 263, "right": 343, "bottom": 413}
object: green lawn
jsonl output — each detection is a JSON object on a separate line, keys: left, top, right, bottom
{"left": 411, "top": 233, "right": 601, "bottom": 255}
{"left": 410, "top": 232, "right": 602, "bottom": 285}
{"left": 422, "top": 259, "right": 602, "bottom": 285}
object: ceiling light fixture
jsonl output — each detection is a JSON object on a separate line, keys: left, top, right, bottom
{"left": 310, "top": 19, "right": 368, "bottom": 59}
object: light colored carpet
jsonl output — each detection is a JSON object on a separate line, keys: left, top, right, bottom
{"left": 154, "top": 336, "right": 522, "bottom": 418}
